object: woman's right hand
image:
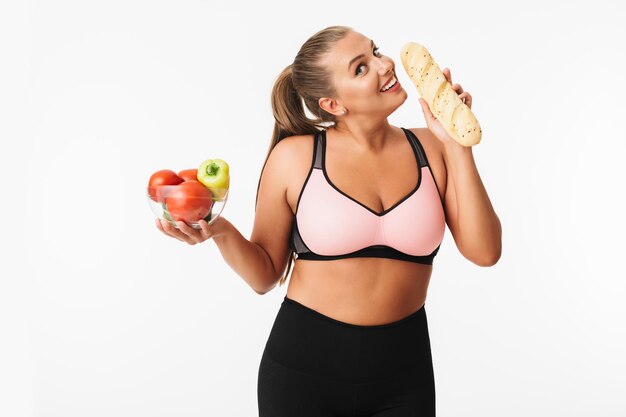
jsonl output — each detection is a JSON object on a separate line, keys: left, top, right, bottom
{"left": 156, "top": 218, "right": 221, "bottom": 245}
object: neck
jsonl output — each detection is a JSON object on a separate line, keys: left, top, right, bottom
{"left": 328, "top": 118, "right": 394, "bottom": 154}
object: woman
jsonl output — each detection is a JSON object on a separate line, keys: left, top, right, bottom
{"left": 157, "top": 25, "right": 502, "bottom": 417}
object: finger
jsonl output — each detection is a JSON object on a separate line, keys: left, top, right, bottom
{"left": 459, "top": 91, "right": 472, "bottom": 107}
{"left": 156, "top": 218, "right": 176, "bottom": 238}
{"left": 162, "top": 220, "right": 191, "bottom": 242}
{"left": 419, "top": 98, "right": 435, "bottom": 120}
{"left": 443, "top": 67, "right": 452, "bottom": 83}
{"left": 177, "top": 221, "right": 200, "bottom": 244}
{"left": 452, "top": 83, "right": 463, "bottom": 94}
{"left": 198, "top": 219, "right": 213, "bottom": 238}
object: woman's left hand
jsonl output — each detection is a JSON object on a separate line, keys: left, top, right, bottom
{"left": 418, "top": 67, "right": 472, "bottom": 144}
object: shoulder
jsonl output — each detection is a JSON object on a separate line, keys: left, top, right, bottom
{"left": 262, "top": 133, "right": 316, "bottom": 211}
{"left": 268, "top": 133, "right": 316, "bottom": 173}
{"left": 273, "top": 133, "right": 315, "bottom": 155}
{"left": 405, "top": 127, "right": 447, "bottom": 200}
{"left": 406, "top": 127, "right": 444, "bottom": 164}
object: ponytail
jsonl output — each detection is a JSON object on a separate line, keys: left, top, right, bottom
{"left": 256, "top": 63, "right": 326, "bottom": 213}
{"left": 270, "top": 64, "right": 322, "bottom": 143}
{"left": 254, "top": 25, "right": 353, "bottom": 289}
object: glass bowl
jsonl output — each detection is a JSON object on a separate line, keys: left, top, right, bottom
{"left": 147, "top": 185, "right": 228, "bottom": 229}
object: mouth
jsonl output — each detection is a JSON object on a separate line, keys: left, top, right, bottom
{"left": 380, "top": 75, "right": 398, "bottom": 92}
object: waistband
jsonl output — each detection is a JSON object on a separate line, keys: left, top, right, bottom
{"left": 282, "top": 295, "right": 426, "bottom": 330}
{"left": 262, "top": 296, "right": 433, "bottom": 384}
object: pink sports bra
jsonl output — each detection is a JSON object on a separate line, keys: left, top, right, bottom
{"left": 290, "top": 128, "right": 446, "bottom": 265}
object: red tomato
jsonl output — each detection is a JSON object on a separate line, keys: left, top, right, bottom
{"left": 178, "top": 168, "right": 198, "bottom": 182}
{"left": 148, "top": 170, "right": 183, "bottom": 202}
{"left": 165, "top": 180, "right": 214, "bottom": 223}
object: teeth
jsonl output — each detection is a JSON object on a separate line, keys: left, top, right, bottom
{"left": 381, "top": 77, "right": 397, "bottom": 92}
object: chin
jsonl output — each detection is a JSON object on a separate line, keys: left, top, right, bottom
{"left": 394, "top": 89, "right": 409, "bottom": 106}
{"left": 386, "top": 91, "right": 408, "bottom": 116}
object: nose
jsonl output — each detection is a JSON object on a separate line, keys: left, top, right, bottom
{"left": 377, "top": 57, "right": 393, "bottom": 75}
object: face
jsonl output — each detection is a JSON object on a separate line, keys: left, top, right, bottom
{"left": 319, "top": 31, "right": 408, "bottom": 119}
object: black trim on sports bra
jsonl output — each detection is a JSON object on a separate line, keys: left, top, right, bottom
{"left": 289, "top": 128, "right": 443, "bottom": 265}
{"left": 295, "top": 243, "right": 441, "bottom": 264}
{"left": 321, "top": 128, "right": 423, "bottom": 216}
{"left": 406, "top": 128, "right": 445, "bottom": 208}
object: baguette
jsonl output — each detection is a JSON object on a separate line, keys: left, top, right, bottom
{"left": 400, "top": 42, "right": 481, "bottom": 147}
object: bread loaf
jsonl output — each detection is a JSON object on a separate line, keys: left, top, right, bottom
{"left": 400, "top": 42, "right": 481, "bottom": 147}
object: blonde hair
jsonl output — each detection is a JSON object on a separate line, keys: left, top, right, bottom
{"left": 254, "top": 25, "right": 353, "bottom": 288}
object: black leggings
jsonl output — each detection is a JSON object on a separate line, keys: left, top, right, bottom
{"left": 257, "top": 296, "right": 436, "bottom": 417}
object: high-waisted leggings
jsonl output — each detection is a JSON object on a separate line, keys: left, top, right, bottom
{"left": 257, "top": 296, "right": 436, "bottom": 416}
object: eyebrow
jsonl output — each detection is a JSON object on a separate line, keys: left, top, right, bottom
{"left": 348, "top": 40, "right": 375, "bottom": 71}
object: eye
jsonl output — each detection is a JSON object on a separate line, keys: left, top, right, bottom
{"left": 355, "top": 47, "right": 382, "bottom": 75}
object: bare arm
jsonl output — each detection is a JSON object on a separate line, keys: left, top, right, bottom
{"left": 156, "top": 135, "right": 299, "bottom": 294}
{"left": 441, "top": 140, "right": 502, "bottom": 266}
{"left": 212, "top": 136, "right": 299, "bottom": 294}
{"left": 211, "top": 217, "right": 279, "bottom": 294}
{"left": 416, "top": 67, "right": 502, "bottom": 266}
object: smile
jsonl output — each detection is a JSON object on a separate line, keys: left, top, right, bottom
{"left": 380, "top": 76, "right": 398, "bottom": 92}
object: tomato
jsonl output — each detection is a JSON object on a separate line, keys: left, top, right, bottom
{"left": 165, "top": 180, "right": 214, "bottom": 223}
{"left": 148, "top": 170, "right": 183, "bottom": 202}
{"left": 177, "top": 168, "right": 198, "bottom": 182}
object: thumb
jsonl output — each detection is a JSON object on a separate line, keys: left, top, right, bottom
{"left": 419, "top": 98, "right": 434, "bottom": 119}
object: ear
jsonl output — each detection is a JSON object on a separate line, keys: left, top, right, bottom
{"left": 318, "top": 97, "right": 344, "bottom": 117}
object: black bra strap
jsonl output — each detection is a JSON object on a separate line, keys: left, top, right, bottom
{"left": 313, "top": 130, "right": 324, "bottom": 169}
{"left": 315, "top": 128, "right": 427, "bottom": 168}
{"left": 402, "top": 128, "right": 429, "bottom": 167}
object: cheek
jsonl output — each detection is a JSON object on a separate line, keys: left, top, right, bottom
{"left": 339, "top": 77, "right": 380, "bottom": 100}
{"left": 362, "top": 77, "right": 380, "bottom": 94}
{"left": 371, "top": 77, "right": 381, "bottom": 92}
{"left": 354, "top": 81, "right": 378, "bottom": 97}
{"left": 344, "top": 83, "right": 369, "bottom": 99}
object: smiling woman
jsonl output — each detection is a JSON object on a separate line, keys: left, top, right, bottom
{"left": 252, "top": 26, "right": 442, "bottom": 417}
{"left": 154, "top": 23, "right": 501, "bottom": 417}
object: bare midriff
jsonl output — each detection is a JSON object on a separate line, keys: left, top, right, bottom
{"left": 284, "top": 127, "right": 442, "bottom": 326}
{"left": 286, "top": 257, "right": 432, "bottom": 326}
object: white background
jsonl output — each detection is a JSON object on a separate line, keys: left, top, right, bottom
{"left": 2, "top": 0, "right": 625, "bottom": 415}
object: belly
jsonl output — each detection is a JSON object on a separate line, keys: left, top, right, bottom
{"left": 286, "top": 258, "right": 433, "bottom": 326}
